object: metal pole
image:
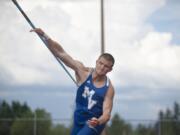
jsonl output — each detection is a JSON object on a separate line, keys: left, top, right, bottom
{"left": 12, "top": 0, "right": 78, "bottom": 86}
{"left": 158, "top": 120, "right": 161, "bottom": 135}
{"left": 34, "top": 112, "right": 37, "bottom": 135}
{"left": 100, "top": 0, "right": 105, "bottom": 54}
{"left": 100, "top": 1, "right": 107, "bottom": 135}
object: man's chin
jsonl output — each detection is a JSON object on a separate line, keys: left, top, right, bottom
{"left": 97, "top": 72, "right": 106, "bottom": 76}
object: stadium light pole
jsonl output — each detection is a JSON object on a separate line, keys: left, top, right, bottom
{"left": 100, "top": 0, "right": 105, "bottom": 54}
{"left": 100, "top": 3, "right": 108, "bottom": 135}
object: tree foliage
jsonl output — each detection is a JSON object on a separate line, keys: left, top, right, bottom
{"left": 0, "top": 100, "right": 52, "bottom": 135}
{"left": 158, "top": 102, "right": 180, "bottom": 135}
{"left": 50, "top": 124, "right": 71, "bottom": 135}
{"left": 0, "top": 100, "right": 179, "bottom": 135}
{"left": 107, "top": 113, "right": 132, "bottom": 135}
{"left": 0, "top": 101, "right": 13, "bottom": 135}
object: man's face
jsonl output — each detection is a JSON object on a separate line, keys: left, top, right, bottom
{"left": 95, "top": 57, "right": 113, "bottom": 76}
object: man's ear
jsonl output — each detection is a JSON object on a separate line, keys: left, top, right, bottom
{"left": 109, "top": 67, "right": 113, "bottom": 72}
{"left": 108, "top": 66, "right": 113, "bottom": 72}
{"left": 96, "top": 59, "right": 98, "bottom": 64}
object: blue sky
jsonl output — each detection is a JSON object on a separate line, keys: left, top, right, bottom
{"left": 0, "top": 0, "right": 180, "bottom": 125}
{"left": 148, "top": 0, "right": 180, "bottom": 44}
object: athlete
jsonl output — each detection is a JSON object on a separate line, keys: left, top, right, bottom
{"left": 30, "top": 28, "right": 115, "bottom": 135}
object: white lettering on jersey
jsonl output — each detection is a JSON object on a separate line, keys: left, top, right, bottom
{"left": 82, "top": 86, "right": 97, "bottom": 109}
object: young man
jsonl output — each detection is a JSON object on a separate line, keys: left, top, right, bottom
{"left": 31, "top": 28, "right": 115, "bottom": 135}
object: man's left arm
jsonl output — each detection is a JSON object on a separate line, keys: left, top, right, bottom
{"left": 98, "top": 84, "right": 115, "bottom": 125}
{"left": 88, "top": 84, "right": 115, "bottom": 126}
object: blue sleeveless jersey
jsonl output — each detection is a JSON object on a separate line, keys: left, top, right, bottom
{"left": 74, "top": 72, "right": 110, "bottom": 125}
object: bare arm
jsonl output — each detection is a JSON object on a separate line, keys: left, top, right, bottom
{"left": 88, "top": 83, "right": 115, "bottom": 126}
{"left": 30, "top": 28, "right": 88, "bottom": 83}
{"left": 98, "top": 83, "right": 115, "bottom": 124}
{"left": 31, "top": 28, "right": 82, "bottom": 70}
{"left": 47, "top": 39, "right": 80, "bottom": 70}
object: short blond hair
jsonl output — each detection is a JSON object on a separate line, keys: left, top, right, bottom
{"left": 99, "top": 53, "right": 115, "bottom": 66}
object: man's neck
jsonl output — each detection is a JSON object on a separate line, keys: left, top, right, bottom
{"left": 92, "top": 70, "right": 106, "bottom": 82}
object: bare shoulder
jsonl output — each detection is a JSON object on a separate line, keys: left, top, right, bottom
{"left": 75, "top": 60, "right": 92, "bottom": 73}
{"left": 75, "top": 61, "right": 93, "bottom": 84}
{"left": 106, "top": 80, "right": 115, "bottom": 98}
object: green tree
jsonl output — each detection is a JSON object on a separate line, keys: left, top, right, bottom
{"left": 172, "top": 102, "right": 180, "bottom": 135}
{"left": 11, "top": 101, "right": 31, "bottom": 118}
{"left": 35, "top": 109, "right": 51, "bottom": 135}
{"left": 135, "top": 124, "right": 155, "bottom": 135}
{"left": 0, "top": 101, "right": 13, "bottom": 135}
{"left": 107, "top": 113, "right": 132, "bottom": 135}
{"left": 136, "top": 124, "right": 147, "bottom": 135}
{"left": 51, "top": 124, "right": 71, "bottom": 135}
{"left": 0, "top": 100, "right": 53, "bottom": 135}
{"left": 158, "top": 102, "right": 180, "bottom": 135}
{"left": 11, "top": 108, "right": 52, "bottom": 135}
{"left": 11, "top": 111, "right": 34, "bottom": 135}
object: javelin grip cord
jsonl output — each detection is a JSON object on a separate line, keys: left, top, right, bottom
{"left": 12, "top": 0, "right": 78, "bottom": 86}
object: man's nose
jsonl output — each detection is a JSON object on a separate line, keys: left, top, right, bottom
{"left": 100, "top": 64, "right": 105, "bottom": 69}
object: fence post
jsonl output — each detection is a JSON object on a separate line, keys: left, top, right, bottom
{"left": 158, "top": 120, "right": 161, "bottom": 135}
{"left": 34, "top": 112, "right": 37, "bottom": 135}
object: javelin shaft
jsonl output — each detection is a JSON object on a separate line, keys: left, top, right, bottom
{"left": 12, "top": 0, "right": 78, "bottom": 86}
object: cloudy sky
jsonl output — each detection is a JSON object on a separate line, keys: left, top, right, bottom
{"left": 0, "top": 0, "right": 180, "bottom": 124}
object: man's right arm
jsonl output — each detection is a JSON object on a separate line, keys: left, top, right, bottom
{"left": 47, "top": 38, "right": 80, "bottom": 71}
{"left": 30, "top": 28, "right": 85, "bottom": 75}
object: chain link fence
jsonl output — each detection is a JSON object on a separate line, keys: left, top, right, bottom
{"left": 0, "top": 117, "right": 179, "bottom": 135}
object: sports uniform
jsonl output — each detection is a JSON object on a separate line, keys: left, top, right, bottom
{"left": 71, "top": 71, "right": 110, "bottom": 135}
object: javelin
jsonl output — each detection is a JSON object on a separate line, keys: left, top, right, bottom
{"left": 12, "top": 0, "right": 78, "bottom": 86}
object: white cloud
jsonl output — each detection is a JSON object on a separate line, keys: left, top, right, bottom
{"left": 1, "top": 0, "right": 102, "bottom": 85}
{"left": 103, "top": 0, "right": 180, "bottom": 89}
{"left": 1, "top": 0, "right": 180, "bottom": 120}
{"left": 111, "top": 31, "right": 180, "bottom": 89}
{"left": 1, "top": 0, "right": 180, "bottom": 88}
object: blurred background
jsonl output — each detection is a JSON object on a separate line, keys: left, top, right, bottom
{"left": 0, "top": 0, "right": 180, "bottom": 135}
